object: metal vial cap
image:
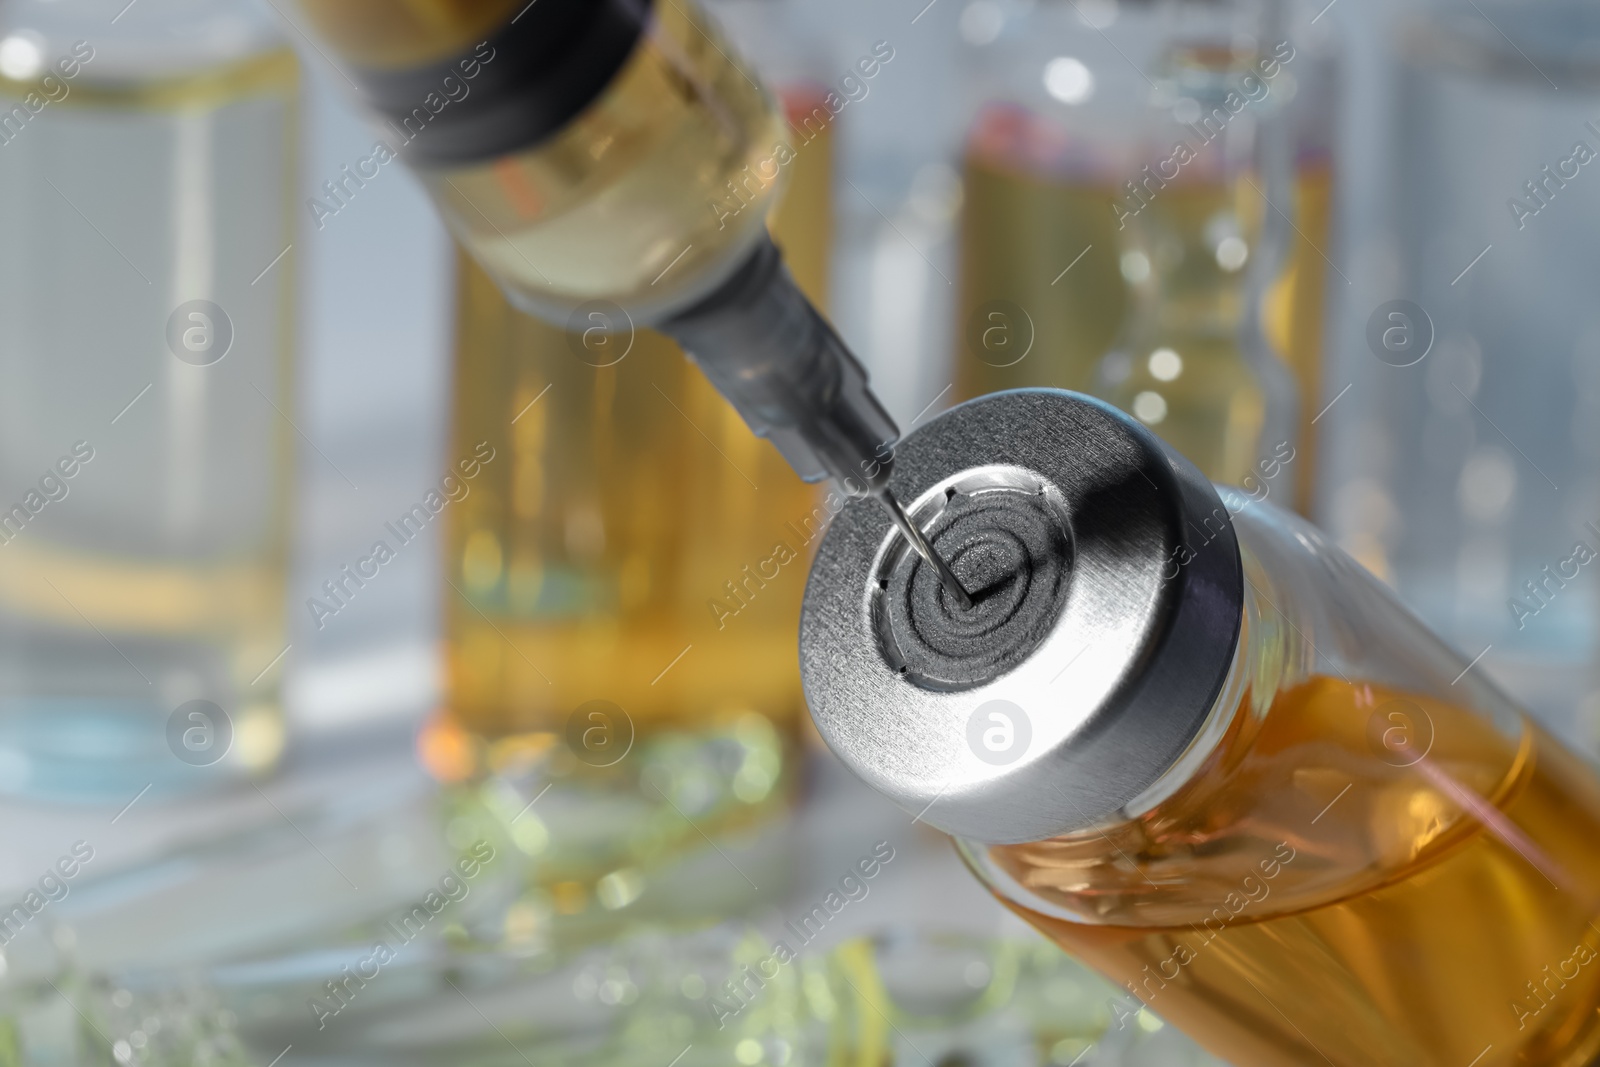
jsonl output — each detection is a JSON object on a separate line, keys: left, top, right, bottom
{"left": 799, "top": 390, "right": 1244, "bottom": 844}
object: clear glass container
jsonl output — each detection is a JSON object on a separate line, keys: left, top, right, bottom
{"left": 1323, "top": 2, "right": 1600, "bottom": 746}
{"left": 961, "top": 489, "right": 1600, "bottom": 1067}
{"left": 0, "top": 0, "right": 297, "bottom": 799}
{"left": 1089, "top": 37, "right": 1294, "bottom": 490}
{"left": 0, "top": 748, "right": 1223, "bottom": 1065}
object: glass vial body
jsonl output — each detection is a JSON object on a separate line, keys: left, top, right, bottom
{"left": 422, "top": 85, "right": 831, "bottom": 920}
{"left": 953, "top": 0, "right": 1336, "bottom": 506}
{"left": 1324, "top": 3, "right": 1600, "bottom": 745}
{"left": 952, "top": 0, "right": 1147, "bottom": 402}
{"left": 0, "top": 0, "right": 297, "bottom": 798}
{"left": 1088, "top": 35, "right": 1297, "bottom": 493}
{"left": 962, "top": 492, "right": 1600, "bottom": 1067}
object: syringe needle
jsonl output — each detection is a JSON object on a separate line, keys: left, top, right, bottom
{"left": 659, "top": 236, "right": 965, "bottom": 609}
{"left": 876, "top": 488, "right": 973, "bottom": 611}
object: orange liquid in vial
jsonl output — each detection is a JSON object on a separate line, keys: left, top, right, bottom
{"left": 989, "top": 677, "right": 1600, "bottom": 1066}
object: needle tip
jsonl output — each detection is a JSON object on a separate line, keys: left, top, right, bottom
{"left": 875, "top": 488, "right": 973, "bottom": 611}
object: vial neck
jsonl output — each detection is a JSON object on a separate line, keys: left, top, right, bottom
{"left": 1121, "top": 600, "right": 1256, "bottom": 820}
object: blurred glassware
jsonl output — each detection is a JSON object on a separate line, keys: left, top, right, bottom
{"left": 1326, "top": 1, "right": 1600, "bottom": 748}
{"left": 0, "top": 770, "right": 749, "bottom": 988}
{"left": 953, "top": 0, "right": 1337, "bottom": 504}
{"left": 828, "top": 931, "right": 1230, "bottom": 1067}
{"left": 701, "top": 0, "right": 837, "bottom": 322}
{"left": 419, "top": 13, "right": 836, "bottom": 928}
{"left": 0, "top": 0, "right": 298, "bottom": 799}
{"left": 0, "top": 747, "right": 1222, "bottom": 1065}
{"left": 1260, "top": 4, "right": 1338, "bottom": 517}
{"left": 1090, "top": 34, "right": 1299, "bottom": 492}
{"left": 3, "top": 924, "right": 1228, "bottom": 1065}
{"left": 952, "top": 0, "right": 1141, "bottom": 404}
{"left": 0, "top": 769, "right": 615, "bottom": 1064}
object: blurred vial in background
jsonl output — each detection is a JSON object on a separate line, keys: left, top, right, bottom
{"left": 1090, "top": 34, "right": 1298, "bottom": 492}
{"left": 0, "top": 0, "right": 297, "bottom": 799}
{"left": 1329, "top": 3, "right": 1600, "bottom": 748}
{"left": 704, "top": 0, "right": 837, "bottom": 301}
{"left": 0, "top": 927, "right": 1228, "bottom": 1064}
{"left": 420, "top": 0, "right": 834, "bottom": 933}
{"left": 953, "top": 0, "right": 1338, "bottom": 506}
{"left": 1262, "top": 2, "right": 1338, "bottom": 517}
{"left": 953, "top": 0, "right": 1137, "bottom": 402}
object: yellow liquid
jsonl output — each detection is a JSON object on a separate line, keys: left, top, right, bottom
{"left": 430, "top": 92, "right": 832, "bottom": 780}
{"left": 1262, "top": 159, "right": 1333, "bottom": 515}
{"left": 954, "top": 149, "right": 1129, "bottom": 400}
{"left": 1095, "top": 180, "right": 1268, "bottom": 485}
{"left": 420, "top": 0, "right": 786, "bottom": 320}
{"left": 0, "top": 49, "right": 298, "bottom": 795}
{"left": 989, "top": 677, "right": 1600, "bottom": 1066}
{"left": 954, "top": 108, "right": 1333, "bottom": 509}
{"left": 295, "top": 0, "right": 520, "bottom": 68}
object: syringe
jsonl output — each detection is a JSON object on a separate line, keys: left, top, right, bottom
{"left": 663, "top": 234, "right": 973, "bottom": 610}
{"left": 288, "top": 0, "right": 972, "bottom": 607}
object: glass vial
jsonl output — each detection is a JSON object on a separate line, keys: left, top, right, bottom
{"left": 1326, "top": 2, "right": 1600, "bottom": 747}
{"left": 419, "top": 15, "right": 834, "bottom": 926}
{"left": 800, "top": 388, "right": 1600, "bottom": 1067}
{"left": 0, "top": 0, "right": 297, "bottom": 798}
{"left": 293, "top": 0, "right": 848, "bottom": 924}
{"left": 1089, "top": 34, "right": 1297, "bottom": 491}
{"left": 952, "top": 0, "right": 1337, "bottom": 505}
